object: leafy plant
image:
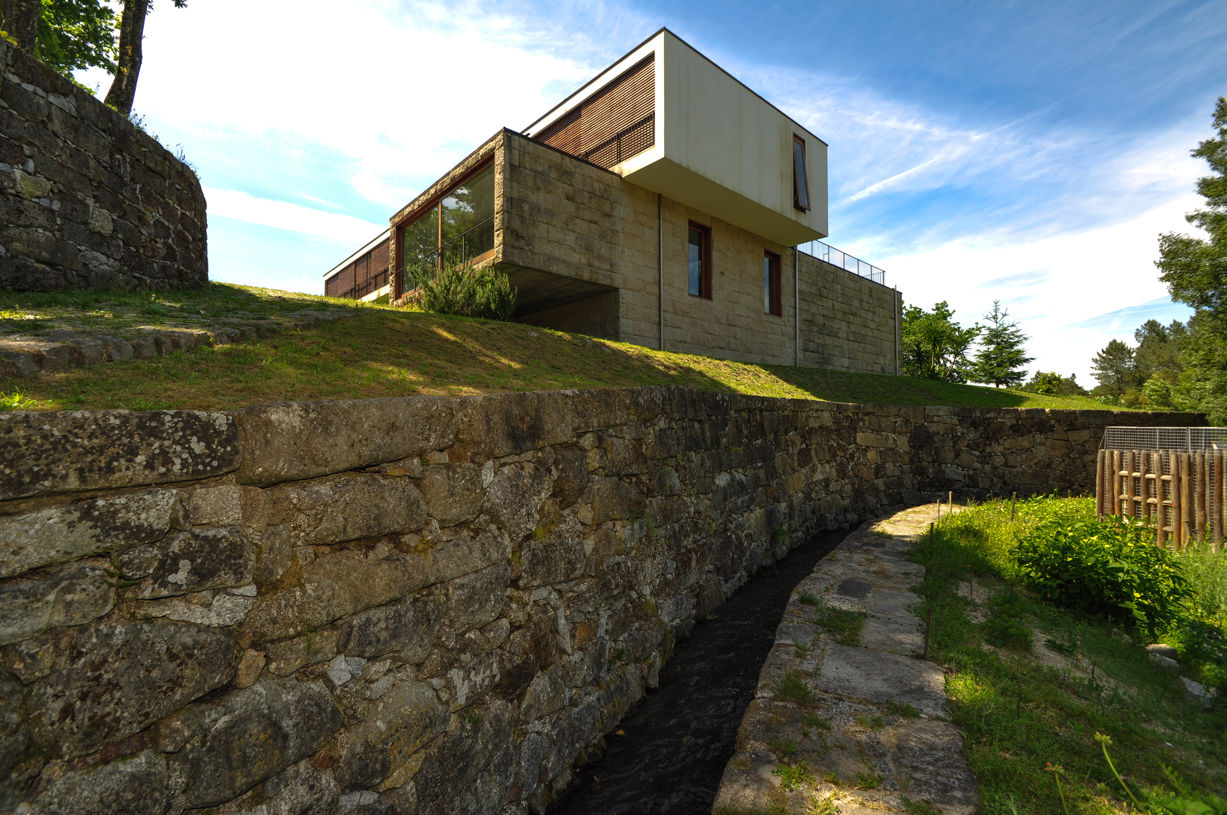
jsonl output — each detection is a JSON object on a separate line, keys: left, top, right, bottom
{"left": 408, "top": 259, "right": 517, "bottom": 321}
{"left": 771, "top": 762, "right": 814, "bottom": 792}
{"left": 1014, "top": 515, "right": 1192, "bottom": 636}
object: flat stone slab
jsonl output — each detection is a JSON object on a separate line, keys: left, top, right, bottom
{"left": 713, "top": 504, "right": 979, "bottom": 815}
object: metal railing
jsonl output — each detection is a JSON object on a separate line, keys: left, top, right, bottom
{"left": 1101, "top": 426, "right": 1227, "bottom": 453}
{"left": 403, "top": 217, "right": 495, "bottom": 283}
{"left": 798, "top": 240, "right": 887, "bottom": 285}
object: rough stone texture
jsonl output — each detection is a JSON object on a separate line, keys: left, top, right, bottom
{"left": 0, "top": 488, "right": 176, "bottom": 577}
{"left": 173, "top": 678, "right": 343, "bottom": 807}
{"left": 0, "top": 560, "right": 114, "bottom": 644}
{"left": 17, "top": 621, "right": 237, "bottom": 758}
{"left": 0, "top": 409, "right": 237, "bottom": 500}
{"left": 714, "top": 505, "right": 980, "bottom": 815}
{"left": 0, "top": 387, "right": 1201, "bottom": 813}
{"left": 235, "top": 397, "right": 455, "bottom": 486}
{"left": 0, "top": 38, "right": 207, "bottom": 292}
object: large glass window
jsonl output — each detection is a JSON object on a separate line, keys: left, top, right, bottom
{"left": 793, "top": 135, "right": 810, "bottom": 212}
{"left": 764, "top": 250, "right": 781, "bottom": 316}
{"left": 399, "top": 163, "right": 495, "bottom": 285}
{"left": 688, "top": 223, "right": 711, "bottom": 299}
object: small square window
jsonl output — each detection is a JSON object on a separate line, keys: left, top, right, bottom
{"left": 764, "top": 251, "right": 782, "bottom": 316}
{"left": 793, "top": 136, "right": 810, "bottom": 212}
{"left": 688, "top": 223, "right": 712, "bottom": 299}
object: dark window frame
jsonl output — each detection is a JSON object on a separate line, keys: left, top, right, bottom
{"left": 687, "top": 222, "right": 712, "bottom": 299}
{"left": 393, "top": 158, "right": 496, "bottom": 296}
{"left": 793, "top": 135, "right": 811, "bottom": 212}
{"left": 764, "top": 250, "right": 782, "bottom": 316}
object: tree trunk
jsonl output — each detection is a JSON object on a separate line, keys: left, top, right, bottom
{"left": 0, "top": 0, "right": 40, "bottom": 50}
{"left": 104, "top": 0, "right": 149, "bottom": 116}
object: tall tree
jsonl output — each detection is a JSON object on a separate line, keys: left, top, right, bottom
{"left": 2, "top": 0, "right": 114, "bottom": 75}
{"left": 972, "top": 300, "right": 1033, "bottom": 387}
{"left": 902, "top": 301, "right": 980, "bottom": 382}
{"left": 104, "top": 0, "right": 185, "bottom": 116}
{"left": 1132, "top": 319, "right": 1186, "bottom": 384}
{"left": 1156, "top": 97, "right": 1227, "bottom": 424}
{"left": 1090, "top": 339, "right": 1139, "bottom": 399}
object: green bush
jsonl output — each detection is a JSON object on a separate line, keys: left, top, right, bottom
{"left": 1014, "top": 516, "right": 1192, "bottom": 636}
{"left": 409, "top": 260, "right": 517, "bottom": 321}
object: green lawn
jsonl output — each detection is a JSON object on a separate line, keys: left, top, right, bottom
{"left": 2, "top": 283, "right": 1131, "bottom": 412}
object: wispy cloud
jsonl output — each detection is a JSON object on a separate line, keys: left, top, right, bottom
{"left": 204, "top": 188, "right": 385, "bottom": 247}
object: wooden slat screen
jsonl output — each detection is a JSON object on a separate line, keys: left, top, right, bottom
{"left": 536, "top": 54, "right": 655, "bottom": 169}
{"left": 324, "top": 237, "right": 391, "bottom": 300}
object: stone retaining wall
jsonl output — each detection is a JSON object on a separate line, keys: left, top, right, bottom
{"left": 0, "top": 388, "right": 1199, "bottom": 813}
{"left": 0, "top": 39, "right": 207, "bottom": 292}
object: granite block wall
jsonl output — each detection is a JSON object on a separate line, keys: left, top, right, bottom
{"left": 0, "top": 39, "right": 207, "bottom": 292}
{"left": 0, "top": 388, "right": 1200, "bottom": 813}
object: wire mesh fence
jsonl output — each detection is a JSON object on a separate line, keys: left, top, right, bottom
{"left": 1096, "top": 426, "right": 1226, "bottom": 549}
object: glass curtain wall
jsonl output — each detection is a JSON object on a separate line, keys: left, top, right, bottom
{"left": 400, "top": 163, "right": 495, "bottom": 286}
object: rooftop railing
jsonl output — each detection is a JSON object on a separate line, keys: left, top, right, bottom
{"left": 798, "top": 240, "right": 887, "bottom": 285}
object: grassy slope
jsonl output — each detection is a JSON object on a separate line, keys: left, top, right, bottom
{"left": 913, "top": 497, "right": 1227, "bottom": 815}
{"left": 2, "top": 284, "right": 1129, "bottom": 412}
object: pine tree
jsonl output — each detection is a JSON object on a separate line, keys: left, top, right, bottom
{"left": 972, "top": 300, "right": 1033, "bottom": 387}
{"left": 1090, "top": 339, "right": 1138, "bottom": 399}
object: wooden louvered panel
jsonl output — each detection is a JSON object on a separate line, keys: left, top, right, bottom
{"left": 537, "top": 54, "right": 655, "bottom": 169}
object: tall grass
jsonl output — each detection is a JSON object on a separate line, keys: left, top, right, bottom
{"left": 910, "top": 496, "right": 1227, "bottom": 814}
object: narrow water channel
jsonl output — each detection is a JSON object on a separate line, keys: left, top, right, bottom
{"left": 549, "top": 528, "right": 846, "bottom": 815}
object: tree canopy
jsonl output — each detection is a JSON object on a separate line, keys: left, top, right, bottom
{"left": 902, "top": 301, "right": 980, "bottom": 382}
{"left": 972, "top": 300, "right": 1033, "bottom": 387}
{"left": 1, "top": 0, "right": 116, "bottom": 75}
{"left": 1155, "top": 97, "right": 1227, "bottom": 423}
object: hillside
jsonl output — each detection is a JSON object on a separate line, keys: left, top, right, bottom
{"left": 1, "top": 284, "right": 1124, "bottom": 412}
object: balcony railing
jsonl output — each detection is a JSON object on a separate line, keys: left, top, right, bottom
{"left": 798, "top": 240, "right": 887, "bottom": 285}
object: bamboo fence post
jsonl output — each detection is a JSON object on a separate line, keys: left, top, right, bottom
{"left": 1112, "top": 450, "right": 1123, "bottom": 517}
{"left": 1172, "top": 452, "right": 1183, "bottom": 549}
{"left": 1215, "top": 450, "right": 1225, "bottom": 550}
{"left": 1141, "top": 451, "right": 1151, "bottom": 524}
{"left": 1196, "top": 452, "right": 1208, "bottom": 546}
{"left": 1156, "top": 452, "right": 1168, "bottom": 549}
{"left": 1095, "top": 451, "right": 1104, "bottom": 518}
{"left": 1177, "top": 451, "right": 1187, "bottom": 547}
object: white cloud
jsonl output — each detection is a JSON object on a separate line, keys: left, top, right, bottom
{"left": 877, "top": 191, "right": 1202, "bottom": 384}
{"left": 204, "top": 187, "right": 385, "bottom": 246}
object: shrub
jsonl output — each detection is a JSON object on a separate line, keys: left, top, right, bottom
{"left": 408, "top": 259, "right": 517, "bottom": 321}
{"left": 1013, "top": 516, "right": 1191, "bottom": 636}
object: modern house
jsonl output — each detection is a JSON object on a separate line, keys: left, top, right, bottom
{"left": 324, "top": 28, "right": 901, "bottom": 374}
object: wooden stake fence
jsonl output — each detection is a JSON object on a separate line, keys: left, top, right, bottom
{"left": 1096, "top": 448, "right": 1225, "bottom": 550}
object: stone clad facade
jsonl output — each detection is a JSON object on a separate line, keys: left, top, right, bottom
{"left": 0, "top": 39, "right": 207, "bottom": 292}
{"left": 0, "top": 388, "right": 1199, "bottom": 813}
{"left": 333, "top": 29, "right": 901, "bottom": 375}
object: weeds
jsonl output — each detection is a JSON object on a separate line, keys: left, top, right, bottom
{"left": 776, "top": 670, "right": 818, "bottom": 705}
{"left": 772, "top": 762, "right": 815, "bottom": 792}
{"left": 811, "top": 602, "right": 866, "bottom": 646}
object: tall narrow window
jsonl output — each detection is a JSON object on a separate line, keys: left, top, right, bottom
{"left": 793, "top": 135, "right": 810, "bottom": 212}
{"left": 764, "top": 250, "right": 782, "bottom": 316}
{"left": 688, "top": 223, "right": 712, "bottom": 299}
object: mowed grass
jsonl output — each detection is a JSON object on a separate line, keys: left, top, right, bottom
{"left": 2, "top": 283, "right": 1127, "bottom": 412}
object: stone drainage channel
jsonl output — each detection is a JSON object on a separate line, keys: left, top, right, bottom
{"left": 550, "top": 504, "right": 978, "bottom": 815}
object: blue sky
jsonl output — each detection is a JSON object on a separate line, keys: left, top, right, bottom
{"left": 77, "top": 0, "right": 1226, "bottom": 384}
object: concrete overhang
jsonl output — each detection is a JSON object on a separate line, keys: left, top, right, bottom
{"left": 621, "top": 157, "right": 825, "bottom": 246}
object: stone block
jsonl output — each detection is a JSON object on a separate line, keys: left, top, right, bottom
{"left": 17, "top": 620, "right": 237, "bottom": 758}
{"left": 235, "top": 397, "right": 455, "bottom": 486}
{"left": 173, "top": 678, "right": 343, "bottom": 807}
{"left": 446, "top": 562, "right": 510, "bottom": 635}
{"left": 0, "top": 409, "right": 238, "bottom": 500}
{"left": 343, "top": 589, "right": 446, "bottom": 662}
{"left": 31, "top": 751, "right": 168, "bottom": 815}
{"left": 0, "top": 488, "right": 177, "bottom": 578}
{"left": 120, "top": 527, "right": 254, "bottom": 598}
{"left": 332, "top": 676, "right": 448, "bottom": 789}
{"left": 0, "top": 560, "right": 114, "bottom": 645}
{"left": 266, "top": 474, "right": 425, "bottom": 546}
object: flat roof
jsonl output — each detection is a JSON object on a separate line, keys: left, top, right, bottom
{"left": 523, "top": 27, "right": 827, "bottom": 148}
{"left": 322, "top": 228, "right": 390, "bottom": 279}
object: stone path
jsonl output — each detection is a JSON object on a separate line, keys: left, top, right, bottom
{"left": 0, "top": 310, "right": 351, "bottom": 377}
{"left": 712, "top": 504, "right": 979, "bottom": 815}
